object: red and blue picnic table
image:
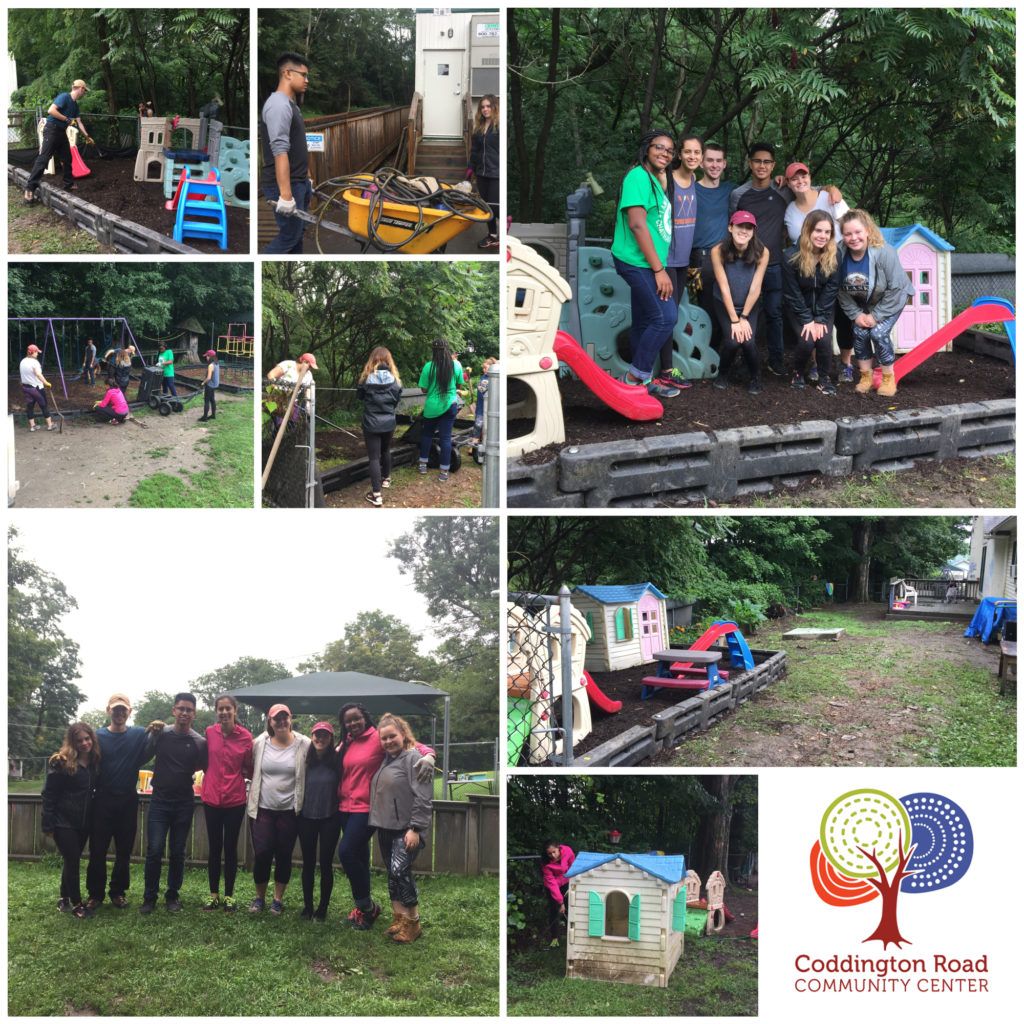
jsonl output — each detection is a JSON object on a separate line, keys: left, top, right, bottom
{"left": 641, "top": 649, "right": 724, "bottom": 699}
{"left": 964, "top": 598, "right": 1017, "bottom": 644}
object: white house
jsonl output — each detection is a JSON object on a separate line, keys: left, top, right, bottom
{"left": 565, "top": 852, "right": 687, "bottom": 988}
{"left": 571, "top": 584, "right": 669, "bottom": 672}
{"left": 968, "top": 515, "right": 1017, "bottom": 600}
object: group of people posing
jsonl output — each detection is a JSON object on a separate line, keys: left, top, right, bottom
{"left": 41, "top": 693, "right": 434, "bottom": 944}
{"left": 612, "top": 133, "right": 914, "bottom": 398}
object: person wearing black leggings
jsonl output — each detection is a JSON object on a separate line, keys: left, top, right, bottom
{"left": 198, "top": 349, "right": 220, "bottom": 422}
{"left": 296, "top": 723, "right": 344, "bottom": 921}
{"left": 469, "top": 95, "right": 499, "bottom": 249}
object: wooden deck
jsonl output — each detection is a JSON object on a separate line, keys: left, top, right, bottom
{"left": 885, "top": 598, "right": 978, "bottom": 623}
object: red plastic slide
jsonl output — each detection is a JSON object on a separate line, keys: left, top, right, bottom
{"left": 872, "top": 302, "right": 1015, "bottom": 387}
{"left": 553, "top": 330, "right": 663, "bottom": 422}
{"left": 583, "top": 670, "right": 622, "bottom": 712}
{"left": 70, "top": 145, "right": 91, "bottom": 179}
{"left": 671, "top": 620, "right": 742, "bottom": 673}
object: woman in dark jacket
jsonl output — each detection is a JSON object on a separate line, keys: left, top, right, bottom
{"left": 356, "top": 347, "right": 403, "bottom": 507}
{"left": 782, "top": 210, "right": 841, "bottom": 396}
{"left": 103, "top": 346, "right": 135, "bottom": 399}
{"left": 469, "top": 94, "right": 499, "bottom": 250}
{"left": 42, "top": 722, "right": 101, "bottom": 918}
{"left": 368, "top": 713, "right": 432, "bottom": 943}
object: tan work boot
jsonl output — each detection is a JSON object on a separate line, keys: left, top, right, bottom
{"left": 392, "top": 916, "right": 422, "bottom": 943}
{"left": 877, "top": 368, "right": 897, "bottom": 397}
{"left": 855, "top": 369, "right": 874, "bottom": 394}
{"left": 385, "top": 914, "right": 406, "bottom": 936}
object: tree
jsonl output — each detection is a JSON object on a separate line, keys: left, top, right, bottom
{"left": 129, "top": 690, "right": 177, "bottom": 732}
{"left": 810, "top": 788, "right": 972, "bottom": 948}
{"left": 390, "top": 517, "right": 499, "bottom": 745}
{"left": 313, "top": 610, "right": 438, "bottom": 682}
{"left": 187, "top": 655, "right": 289, "bottom": 735}
{"left": 8, "top": 528, "right": 84, "bottom": 758}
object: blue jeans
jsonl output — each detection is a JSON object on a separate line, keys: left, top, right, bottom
{"left": 762, "top": 264, "right": 783, "bottom": 364}
{"left": 262, "top": 179, "right": 312, "bottom": 254}
{"left": 852, "top": 311, "right": 899, "bottom": 366}
{"left": 418, "top": 401, "right": 459, "bottom": 470}
{"left": 337, "top": 811, "right": 374, "bottom": 904}
{"left": 161, "top": 377, "right": 178, "bottom": 396}
{"left": 143, "top": 798, "right": 194, "bottom": 902}
{"left": 612, "top": 256, "right": 678, "bottom": 380}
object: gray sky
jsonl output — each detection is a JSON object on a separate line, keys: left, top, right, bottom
{"left": 10, "top": 510, "right": 442, "bottom": 715}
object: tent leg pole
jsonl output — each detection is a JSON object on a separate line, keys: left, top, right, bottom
{"left": 443, "top": 696, "right": 451, "bottom": 800}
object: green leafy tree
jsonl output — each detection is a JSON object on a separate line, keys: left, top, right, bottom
{"left": 313, "top": 610, "right": 438, "bottom": 682}
{"left": 187, "top": 655, "right": 289, "bottom": 735}
{"left": 8, "top": 528, "right": 85, "bottom": 759}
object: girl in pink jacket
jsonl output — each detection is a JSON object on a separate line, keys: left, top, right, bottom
{"left": 541, "top": 839, "right": 575, "bottom": 947}
{"left": 93, "top": 379, "right": 130, "bottom": 424}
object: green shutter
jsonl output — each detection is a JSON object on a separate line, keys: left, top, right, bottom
{"left": 585, "top": 611, "right": 594, "bottom": 642}
{"left": 588, "top": 891, "right": 603, "bottom": 936}
{"left": 672, "top": 891, "right": 687, "bottom": 931}
{"left": 614, "top": 608, "right": 625, "bottom": 641}
{"left": 628, "top": 893, "right": 641, "bottom": 940}
{"left": 628, "top": 609, "right": 635, "bottom": 639}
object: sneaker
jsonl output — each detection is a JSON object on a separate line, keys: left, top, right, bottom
{"left": 140, "top": 900, "right": 157, "bottom": 916}
{"left": 248, "top": 897, "right": 265, "bottom": 914}
{"left": 300, "top": 906, "right": 314, "bottom": 921}
{"left": 807, "top": 367, "right": 820, "bottom": 384}
{"left": 381, "top": 478, "right": 391, "bottom": 489}
{"left": 654, "top": 367, "right": 694, "bottom": 389}
{"left": 350, "top": 901, "right": 382, "bottom": 931}
{"left": 790, "top": 372, "right": 806, "bottom": 389}
{"left": 223, "top": 896, "right": 237, "bottom": 914}
{"left": 71, "top": 903, "right": 95, "bottom": 919}
{"left": 417, "top": 462, "right": 427, "bottom": 474}
{"left": 817, "top": 380, "right": 837, "bottom": 397}
{"left": 203, "top": 896, "right": 221, "bottom": 912}
{"left": 748, "top": 379, "right": 763, "bottom": 396}
{"left": 29, "top": 425, "right": 38, "bottom": 432}
{"left": 110, "top": 895, "right": 129, "bottom": 909}
{"left": 840, "top": 363, "right": 854, "bottom": 383}
{"left": 645, "top": 380, "right": 680, "bottom": 398}
{"left": 166, "top": 897, "right": 183, "bottom": 913}
{"left": 767, "top": 359, "right": 785, "bottom": 377}
{"left": 269, "top": 899, "right": 284, "bottom": 916}
{"left": 47, "top": 423, "right": 57, "bottom": 431}
{"left": 365, "top": 492, "right": 382, "bottom": 507}
{"left": 439, "top": 469, "right": 449, "bottom": 482}
{"left": 712, "top": 376, "right": 728, "bottom": 391}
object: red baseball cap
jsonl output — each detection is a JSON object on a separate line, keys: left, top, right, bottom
{"left": 729, "top": 210, "right": 757, "bottom": 227}
{"left": 298, "top": 353, "right": 318, "bottom": 369}
{"left": 26, "top": 344, "right": 41, "bottom": 355}
{"left": 785, "top": 162, "right": 809, "bottom": 179}
{"left": 268, "top": 703, "right": 291, "bottom": 719}
{"left": 312, "top": 721, "right": 335, "bottom": 735}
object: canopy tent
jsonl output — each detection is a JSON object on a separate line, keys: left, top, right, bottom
{"left": 231, "top": 671, "right": 452, "bottom": 794}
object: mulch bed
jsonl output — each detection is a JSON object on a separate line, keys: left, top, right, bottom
{"left": 567, "top": 659, "right": 752, "bottom": 758}
{"left": 8, "top": 366, "right": 252, "bottom": 414}
{"left": 35, "top": 154, "right": 249, "bottom": 254}
{"left": 512, "top": 345, "right": 1013, "bottom": 463}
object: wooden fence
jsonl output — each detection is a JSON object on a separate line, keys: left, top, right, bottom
{"left": 8, "top": 794, "right": 498, "bottom": 876}
{"left": 303, "top": 106, "right": 406, "bottom": 182}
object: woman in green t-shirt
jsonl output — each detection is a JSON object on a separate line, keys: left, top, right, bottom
{"left": 157, "top": 343, "right": 178, "bottom": 398}
{"left": 416, "top": 338, "right": 463, "bottom": 482}
{"left": 610, "top": 129, "right": 681, "bottom": 399}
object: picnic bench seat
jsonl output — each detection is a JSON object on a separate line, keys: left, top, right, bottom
{"left": 641, "top": 675, "right": 709, "bottom": 693}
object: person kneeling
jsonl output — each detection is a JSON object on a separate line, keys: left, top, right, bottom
{"left": 93, "top": 379, "right": 130, "bottom": 424}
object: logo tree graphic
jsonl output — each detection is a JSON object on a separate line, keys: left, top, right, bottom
{"left": 809, "top": 789, "right": 972, "bottom": 948}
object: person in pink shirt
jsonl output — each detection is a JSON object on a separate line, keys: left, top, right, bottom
{"left": 200, "top": 694, "right": 253, "bottom": 913}
{"left": 541, "top": 839, "right": 575, "bottom": 948}
{"left": 335, "top": 702, "right": 435, "bottom": 930}
{"left": 92, "top": 378, "right": 131, "bottom": 424}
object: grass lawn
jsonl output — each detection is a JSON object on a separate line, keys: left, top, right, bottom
{"left": 669, "top": 607, "right": 1016, "bottom": 768}
{"left": 129, "top": 395, "right": 254, "bottom": 507}
{"left": 508, "top": 931, "right": 757, "bottom": 1016}
{"left": 7, "top": 860, "right": 498, "bottom": 1016}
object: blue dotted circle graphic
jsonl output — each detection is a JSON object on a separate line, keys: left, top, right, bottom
{"left": 899, "top": 792, "right": 973, "bottom": 894}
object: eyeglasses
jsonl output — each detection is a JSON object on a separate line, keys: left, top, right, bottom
{"left": 173, "top": 706, "right": 196, "bottom": 715}
{"left": 750, "top": 158, "right": 774, "bottom": 165}
{"left": 649, "top": 143, "right": 674, "bottom": 154}
{"left": 287, "top": 69, "right": 309, "bottom": 80}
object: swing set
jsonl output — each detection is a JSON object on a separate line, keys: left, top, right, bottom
{"left": 8, "top": 317, "right": 146, "bottom": 399}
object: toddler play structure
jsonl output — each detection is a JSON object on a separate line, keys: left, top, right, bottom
{"left": 571, "top": 584, "right": 670, "bottom": 671}
{"left": 564, "top": 852, "right": 688, "bottom": 988}
{"left": 165, "top": 167, "right": 228, "bottom": 249}
{"left": 217, "top": 323, "right": 255, "bottom": 359}
{"left": 506, "top": 594, "right": 623, "bottom": 767}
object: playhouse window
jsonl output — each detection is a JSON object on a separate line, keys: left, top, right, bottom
{"left": 585, "top": 611, "right": 594, "bottom": 642}
{"left": 920, "top": 292, "right": 930, "bottom": 306}
{"left": 605, "top": 890, "right": 630, "bottom": 936}
{"left": 513, "top": 287, "right": 534, "bottom": 318}
{"left": 614, "top": 608, "right": 634, "bottom": 641}
{"left": 920, "top": 270, "right": 930, "bottom": 285}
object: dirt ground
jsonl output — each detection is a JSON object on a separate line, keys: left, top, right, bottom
{"left": 13, "top": 155, "right": 249, "bottom": 254}
{"left": 8, "top": 370, "right": 251, "bottom": 414}
{"left": 512, "top": 346, "right": 1013, "bottom": 460}
{"left": 9, "top": 395, "right": 246, "bottom": 508}
{"left": 567, "top": 606, "right": 1004, "bottom": 767}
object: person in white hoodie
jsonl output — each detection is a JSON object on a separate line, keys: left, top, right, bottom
{"left": 356, "top": 347, "right": 404, "bottom": 507}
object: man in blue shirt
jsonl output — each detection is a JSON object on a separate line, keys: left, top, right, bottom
{"left": 24, "top": 79, "right": 93, "bottom": 202}
{"left": 85, "top": 693, "right": 151, "bottom": 909}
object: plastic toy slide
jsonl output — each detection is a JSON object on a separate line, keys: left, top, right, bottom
{"left": 974, "top": 296, "right": 1015, "bottom": 358}
{"left": 553, "top": 330, "right": 664, "bottom": 422}
{"left": 507, "top": 697, "right": 532, "bottom": 766}
{"left": 582, "top": 670, "right": 622, "bottom": 712}
{"left": 872, "top": 301, "right": 1015, "bottom": 387}
{"left": 671, "top": 620, "right": 755, "bottom": 673}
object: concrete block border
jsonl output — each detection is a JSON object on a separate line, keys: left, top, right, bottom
{"left": 573, "top": 648, "right": 788, "bottom": 768}
{"left": 508, "top": 400, "right": 1015, "bottom": 507}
